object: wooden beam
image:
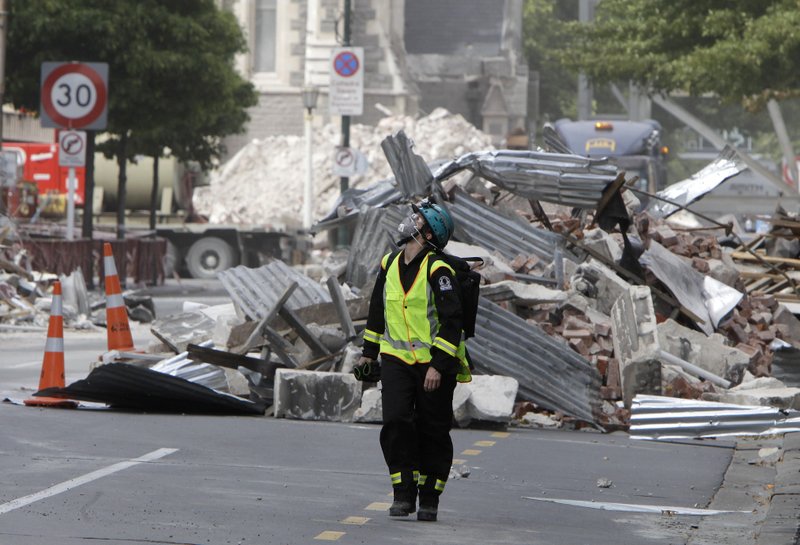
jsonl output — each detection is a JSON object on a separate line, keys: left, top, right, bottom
{"left": 326, "top": 275, "right": 357, "bottom": 341}
{"left": 231, "top": 281, "right": 298, "bottom": 355}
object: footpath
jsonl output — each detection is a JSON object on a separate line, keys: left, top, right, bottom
{"left": 690, "top": 432, "right": 800, "bottom": 544}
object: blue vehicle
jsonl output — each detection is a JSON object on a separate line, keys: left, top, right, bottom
{"left": 549, "top": 118, "right": 669, "bottom": 193}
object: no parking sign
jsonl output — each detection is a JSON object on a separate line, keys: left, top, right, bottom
{"left": 329, "top": 47, "right": 363, "bottom": 116}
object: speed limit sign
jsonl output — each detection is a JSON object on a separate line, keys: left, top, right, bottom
{"left": 40, "top": 62, "right": 109, "bottom": 130}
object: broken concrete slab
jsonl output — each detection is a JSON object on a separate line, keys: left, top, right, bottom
{"left": 658, "top": 318, "right": 750, "bottom": 385}
{"left": 610, "top": 285, "right": 662, "bottom": 408}
{"left": 569, "top": 259, "right": 632, "bottom": 315}
{"left": 353, "top": 386, "right": 382, "bottom": 423}
{"left": 774, "top": 305, "right": 800, "bottom": 349}
{"left": 582, "top": 228, "right": 623, "bottom": 263}
{"left": 705, "top": 386, "right": 800, "bottom": 411}
{"left": 707, "top": 252, "right": 741, "bottom": 288}
{"left": 480, "top": 280, "right": 566, "bottom": 307}
{"left": 460, "top": 375, "right": 519, "bottom": 425}
{"left": 274, "top": 369, "right": 362, "bottom": 421}
{"left": 453, "top": 382, "right": 473, "bottom": 428}
{"left": 445, "top": 240, "right": 516, "bottom": 284}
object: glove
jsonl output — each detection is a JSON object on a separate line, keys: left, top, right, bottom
{"left": 353, "top": 358, "right": 381, "bottom": 382}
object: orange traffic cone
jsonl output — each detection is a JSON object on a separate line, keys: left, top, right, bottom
{"left": 24, "top": 281, "right": 77, "bottom": 408}
{"left": 103, "top": 242, "right": 135, "bottom": 351}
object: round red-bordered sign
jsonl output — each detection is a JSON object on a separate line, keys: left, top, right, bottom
{"left": 42, "top": 64, "right": 107, "bottom": 129}
{"left": 333, "top": 51, "right": 360, "bottom": 78}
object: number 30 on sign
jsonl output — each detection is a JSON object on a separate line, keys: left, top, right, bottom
{"left": 40, "top": 62, "right": 109, "bottom": 130}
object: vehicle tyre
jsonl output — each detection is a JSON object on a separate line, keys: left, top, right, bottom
{"left": 185, "top": 237, "right": 236, "bottom": 279}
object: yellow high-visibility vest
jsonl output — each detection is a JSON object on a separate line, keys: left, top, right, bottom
{"left": 370, "top": 251, "right": 471, "bottom": 383}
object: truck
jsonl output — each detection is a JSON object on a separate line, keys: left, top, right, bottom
{"left": 1, "top": 141, "right": 301, "bottom": 280}
{"left": 549, "top": 118, "right": 669, "bottom": 193}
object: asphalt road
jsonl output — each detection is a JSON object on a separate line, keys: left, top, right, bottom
{"left": 1, "top": 404, "right": 735, "bottom": 545}
{"left": 0, "top": 278, "right": 758, "bottom": 545}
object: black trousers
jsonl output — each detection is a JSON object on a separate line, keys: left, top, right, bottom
{"left": 380, "top": 356, "right": 457, "bottom": 493}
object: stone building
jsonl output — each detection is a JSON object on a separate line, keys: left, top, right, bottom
{"left": 222, "top": 0, "right": 530, "bottom": 154}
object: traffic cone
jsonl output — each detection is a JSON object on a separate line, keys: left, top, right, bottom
{"left": 103, "top": 242, "right": 135, "bottom": 351}
{"left": 24, "top": 281, "right": 77, "bottom": 408}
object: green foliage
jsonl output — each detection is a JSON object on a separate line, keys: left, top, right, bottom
{"left": 563, "top": 0, "right": 800, "bottom": 110}
{"left": 6, "top": 0, "right": 257, "bottom": 169}
{"left": 522, "top": 0, "right": 579, "bottom": 123}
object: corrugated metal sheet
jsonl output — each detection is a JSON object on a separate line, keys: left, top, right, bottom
{"left": 345, "top": 205, "right": 405, "bottom": 289}
{"left": 646, "top": 146, "right": 746, "bottom": 218}
{"left": 542, "top": 124, "right": 575, "bottom": 155}
{"left": 447, "top": 186, "right": 563, "bottom": 262}
{"left": 435, "top": 149, "right": 618, "bottom": 208}
{"left": 469, "top": 298, "right": 603, "bottom": 427}
{"left": 316, "top": 179, "right": 403, "bottom": 227}
{"left": 151, "top": 341, "right": 227, "bottom": 391}
{"left": 630, "top": 395, "right": 800, "bottom": 440}
{"left": 381, "top": 131, "right": 434, "bottom": 197}
{"left": 344, "top": 191, "right": 566, "bottom": 289}
{"left": 36, "top": 362, "right": 265, "bottom": 415}
{"left": 315, "top": 130, "right": 433, "bottom": 230}
{"left": 218, "top": 261, "right": 332, "bottom": 321}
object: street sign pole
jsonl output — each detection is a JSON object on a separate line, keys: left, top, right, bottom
{"left": 58, "top": 129, "right": 87, "bottom": 241}
{"left": 338, "top": 0, "right": 352, "bottom": 248}
{"left": 67, "top": 167, "right": 76, "bottom": 240}
{"left": 341, "top": 0, "right": 351, "bottom": 197}
{"left": 41, "top": 61, "right": 108, "bottom": 246}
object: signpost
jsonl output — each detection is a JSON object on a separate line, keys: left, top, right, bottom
{"left": 332, "top": 146, "right": 368, "bottom": 178}
{"left": 40, "top": 62, "right": 108, "bottom": 246}
{"left": 40, "top": 62, "right": 108, "bottom": 130}
{"left": 329, "top": 47, "right": 363, "bottom": 117}
{"left": 58, "top": 130, "right": 87, "bottom": 240}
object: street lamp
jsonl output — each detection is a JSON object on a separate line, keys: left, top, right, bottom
{"left": 302, "top": 85, "right": 319, "bottom": 230}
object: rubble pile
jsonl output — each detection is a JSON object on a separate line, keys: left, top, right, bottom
{"left": 192, "top": 108, "right": 494, "bottom": 227}
{"left": 0, "top": 223, "right": 69, "bottom": 328}
{"left": 7, "top": 119, "right": 800, "bottom": 439}
{"left": 500, "top": 207, "right": 800, "bottom": 427}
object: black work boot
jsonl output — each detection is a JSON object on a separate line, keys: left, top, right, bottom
{"left": 389, "top": 484, "right": 417, "bottom": 516}
{"left": 417, "top": 493, "right": 438, "bottom": 522}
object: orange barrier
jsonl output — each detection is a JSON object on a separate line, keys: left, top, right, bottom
{"left": 24, "top": 281, "right": 78, "bottom": 408}
{"left": 103, "top": 242, "right": 135, "bottom": 351}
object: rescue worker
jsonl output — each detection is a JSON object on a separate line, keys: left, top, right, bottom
{"left": 357, "top": 199, "right": 471, "bottom": 522}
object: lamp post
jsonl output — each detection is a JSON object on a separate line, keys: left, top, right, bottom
{"left": 302, "top": 85, "right": 319, "bottom": 230}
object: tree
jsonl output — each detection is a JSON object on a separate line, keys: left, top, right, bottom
{"left": 522, "top": 0, "right": 580, "bottom": 125}
{"left": 6, "top": 0, "right": 257, "bottom": 235}
{"left": 562, "top": 0, "right": 800, "bottom": 111}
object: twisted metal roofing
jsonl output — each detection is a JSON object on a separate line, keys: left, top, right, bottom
{"left": 469, "top": 298, "right": 603, "bottom": 427}
{"left": 435, "top": 149, "right": 619, "bottom": 208}
{"left": 218, "top": 260, "right": 332, "bottom": 321}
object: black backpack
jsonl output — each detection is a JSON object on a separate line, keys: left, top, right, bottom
{"left": 427, "top": 252, "right": 483, "bottom": 339}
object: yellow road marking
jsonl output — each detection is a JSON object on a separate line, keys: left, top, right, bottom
{"left": 366, "top": 501, "right": 391, "bottom": 511}
{"left": 474, "top": 440, "right": 495, "bottom": 447}
{"left": 452, "top": 459, "right": 466, "bottom": 465}
{"left": 491, "top": 431, "right": 510, "bottom": 438}
{"left": 461, "top": 449, "right": 482, "bottom": 456}
{"left": 315, "top": 530, "right": 345, "bottom": 541}
{"left": 341, "top": 516, "right": 370, "bottom": 525}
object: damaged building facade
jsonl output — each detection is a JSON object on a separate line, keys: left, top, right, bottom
{"left": 221, "top": 0, "right": 530, "bottom": 154}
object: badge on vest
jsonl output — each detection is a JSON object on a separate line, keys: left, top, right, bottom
{"left": 438, "top": 275, "right": 453, "bottom": 292}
